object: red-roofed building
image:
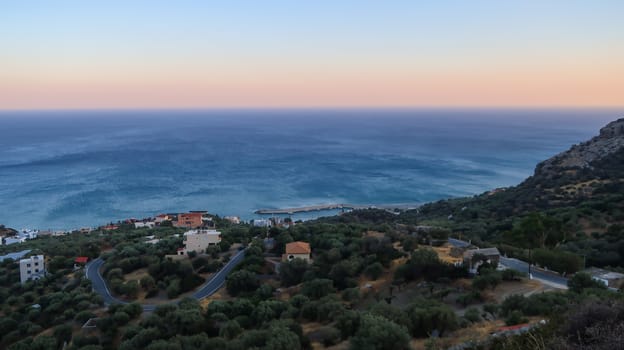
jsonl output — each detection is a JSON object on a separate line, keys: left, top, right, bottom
{"left": 102, "top": 225, "right": 118, "bottom": 231}
{"left": 282, "top": 241, "right": 311, "bottom": 262}
{"left": 75, "top": 257, "right": 89, "bottom": 264}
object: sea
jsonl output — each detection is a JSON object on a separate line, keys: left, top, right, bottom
{"left": 0, "top": 108, "right": 620, "bottom": 230}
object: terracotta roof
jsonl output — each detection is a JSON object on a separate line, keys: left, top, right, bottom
{"left": 285, "top": 241, "right": 311, "bottom": 254}
{"left": 75, "top": 256, "right": 89, "bottom": 264}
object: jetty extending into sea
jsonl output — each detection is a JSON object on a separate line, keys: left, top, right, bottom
{"left": 254, "top": 203, "right": 419, "bottom": 215}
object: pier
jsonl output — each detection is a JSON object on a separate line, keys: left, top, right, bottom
{"left": 254, "top": 203, "right": 419, "bottom": 215}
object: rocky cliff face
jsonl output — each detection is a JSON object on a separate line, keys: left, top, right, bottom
{"left": 534, "top": 118, "right": 624, "bottom": 179}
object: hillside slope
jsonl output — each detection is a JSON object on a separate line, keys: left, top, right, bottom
{"left": 412, "top": 118, "right": 624, "bottom": 267}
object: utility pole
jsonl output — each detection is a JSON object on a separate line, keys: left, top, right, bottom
{"left": 528, "top": 249, "right": 532, "bottom": 279}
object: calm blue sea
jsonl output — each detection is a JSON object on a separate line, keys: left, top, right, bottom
{"left": 0, "top": 108, "right": 620, "bottom": 230}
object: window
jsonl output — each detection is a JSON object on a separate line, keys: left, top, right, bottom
{"left": 27, "top": 270, "right": 31, "bottom": 274}
{"left": 27, "top": 263, "right": 31, "bottom": 267}
{"left": 35, "top": 269, "right": 39, "bottom": 272}
{"left": 35, "top": 262, "right": 39, "bottom": 266}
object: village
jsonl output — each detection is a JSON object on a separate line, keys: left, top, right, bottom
{"left": 1, "top": 208, "right": 624, "bottom": 349}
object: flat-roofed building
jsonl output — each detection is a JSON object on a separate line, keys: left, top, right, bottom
{"left": 178, "top": 229, "right": 222, "bottom": 255}
{"left": 20, "top": 255, "right": 46, "bottom": 283}
{"left": 175, "top": 213, "right": 204, "bottom": 228}
{"left": 463, "top": 247, "right": 500, "bottom": 274}
{"left": 584, "top": 267, "right": 624, "bottom": 290}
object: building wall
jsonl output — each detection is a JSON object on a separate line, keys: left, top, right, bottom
{"left": 135, "top": 222, "right": 156, "bottom": 229}
{"left": 19, "top": 255, "right": 46, "bottom": 284}
{"left": 180, "top": 230, "right": 221, "bottom": 254}
{"left": 176, "top": 214, "right": 204, "bottom": 228}
{"left": 283, "top": 253, "right": 310, "bottom": 262}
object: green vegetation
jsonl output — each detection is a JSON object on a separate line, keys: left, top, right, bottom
{"left": 0, "top": 258, "right": 102, "bottom": 349}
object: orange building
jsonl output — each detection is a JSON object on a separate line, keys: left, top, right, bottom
{"left": 175, "top": 213, "right": 204, "bottom": 228}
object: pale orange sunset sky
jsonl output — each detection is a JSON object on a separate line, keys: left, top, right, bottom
{"left": 1, "top": 1, "right": 623, "bottom": 109}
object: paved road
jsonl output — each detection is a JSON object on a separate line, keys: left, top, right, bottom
{"left": 499, "top": 256, "right": 568, "bottom": 288}
{"left": 448, "top": 238, "right": 568, "bottom": 289}
{"left": 86, "top": 249, "right": 246, "bottom": 312}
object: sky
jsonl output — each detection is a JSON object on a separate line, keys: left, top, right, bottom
{"left": 1, "top": 1, "right": 623, "bottom": 109}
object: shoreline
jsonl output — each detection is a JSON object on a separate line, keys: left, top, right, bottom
{"left": 2, "top": 202, "right": 423, "bottom": 233}
{"left": 254, "top": 202, "right": 421, "bottom": 215}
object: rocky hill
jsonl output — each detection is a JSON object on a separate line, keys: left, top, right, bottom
{"left": 413, "top": 117, "right": 624, "bottom": 267}
{"left": 0, "top": 225, "right": 17, "bottom": 237}
{"left": 536, "top": 118, "right": 624, "bottom": 176}
{"left": 518, "top": 118, "right": 624, "bottom": 208}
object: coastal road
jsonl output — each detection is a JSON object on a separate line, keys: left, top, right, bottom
{"left": 86, "top": 249, "right": 246, "bottom": 312}
{"left": 448, "top": 238, "right": 568, "bottom": 289}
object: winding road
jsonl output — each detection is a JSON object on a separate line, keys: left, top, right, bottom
{"left": 86, "top": 249, "right": 246, "bottom": 312}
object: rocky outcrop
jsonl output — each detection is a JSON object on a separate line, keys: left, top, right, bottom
{"left": 534, "top": 118, "right": 624, "bottom": 178}
{"left": 0, "top": 225, "right": 17, "bottom": 237}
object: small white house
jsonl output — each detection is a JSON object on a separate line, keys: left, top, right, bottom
{"left": 224, "top": 216, "right": 241, "bottom": 224}
{"left": 4, "top": 237, "right": 26, "bottom": 245}
{"left": 134, "top": 221, "right": 156, "bottom": 229}
{"left": 20, "top": 255, "right": 46, "bottom": 284}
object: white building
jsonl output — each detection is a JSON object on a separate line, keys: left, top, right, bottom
{"left": 4, "top": 237, "right": 26, "bottom": 245}
{"left": 253, "top": 219, "right": 271, "bottom": 227}
{"left": 178, "top": 229, "right": 221, "bottom": 255}
{"left": 4, "top": 229, "right": 38, "bottom": 245}
{"left": 20, "top": 255, "right": 46, "bottom": 284}
{"left": 224, "top": 216, "right": 241, "bottom": 224}
{"left": 134, "top": 221, "right": 156, "bottom": 229}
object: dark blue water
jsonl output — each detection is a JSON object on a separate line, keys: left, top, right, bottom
{"left": 0, "top": 109, "right": 620, "bottom": 230}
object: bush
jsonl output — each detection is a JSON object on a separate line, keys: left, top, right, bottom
{"left": 505, "top": 310, "right": 528, "bottom": 326}
{"left": 166, "top": 279, "right": 181, "bottom": 299}
{"left": 350, "top": 314, "right": 410, "bottom": 350}
{"left": 456, "top": 291, "right": 482, "bottom": 307}
{"left": 364, "top": 262, "right": 384, "bottom": 280}
{"left": 502, "top": 269, "right": 525, "bottom": 281}
{"left": 317, "top": 326, "right": 342, "bottom": 347}
{"left": 464, "top": 307, "right": 481, "bottom": 323}
{"left": 226, "top": 270, "right": 259, "bottom": 297}
{"left": 568, "top": 272, "right": 606, "bottom": 293}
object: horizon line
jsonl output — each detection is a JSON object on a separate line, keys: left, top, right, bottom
{"left": 1, "top": 105, "right": 624, "bottom": 113}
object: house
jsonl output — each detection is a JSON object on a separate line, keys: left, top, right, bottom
{"left": 253, "top": 219, "right": 271, "bottom": 228}
{"left": 4, "top": 229, "right": 39, "bottom": 245}
{"left": 177, "top": 229, "right": 222, "bottom": 255}
{"left": 134, "top": 221, "right": 156, "bottom": 229}
{"left": 282, "top": 241, "right": 311, "bottom": 262}
{"left": 463, "top": 247, "right": 500, "bottom": 274}
{"left": 175, "top": 213, "right": 204, "bottom": 228}
{"left": 102, "top": 224, "right": 119, "bottom": 231}
{"left": 4, "top": 236, "right": 26, "bottom": 245}
{"left": 74, "top": 256, "right": 89, "bottom": 269}
{"left": 20, "top": 255, "right": 46, "bottom": 283}
{"left": 583, "top": 267, "right": 624, "bottom": 290}
{"left": 154, "top": 214, "right": 172, "bottom": 225}
{"left": 224, "top": 216, "right": 241, "bottom": 224}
